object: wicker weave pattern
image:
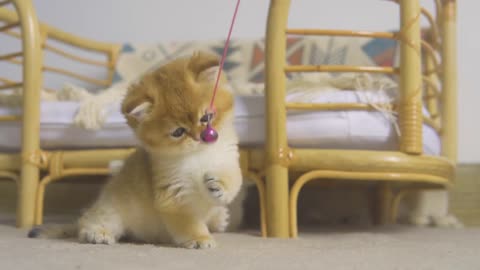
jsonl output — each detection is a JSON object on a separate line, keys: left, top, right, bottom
{"left": 0, "top": 0, "right": 457, "bottom": 238}
{"left": 263, "top": 0, "right": 457, "bottom": 237}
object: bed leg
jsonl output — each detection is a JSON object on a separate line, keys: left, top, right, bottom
{"left": 13, "top": 0, "right": 43, "bottom": 228}
{"left": 17, "top": 164, "right": 39, "bottom": 228}
{"left": 373, "top": 183, "right": 394, "bottom": 225}
{"left": 265, "top": 165, "right": 290, "bottom": 238}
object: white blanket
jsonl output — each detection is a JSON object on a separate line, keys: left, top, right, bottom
{"left": 0, "top": 72, "right": 399, "bottom": 131}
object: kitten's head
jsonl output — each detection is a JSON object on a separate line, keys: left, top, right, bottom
{"left": 121, "top": 52, "right": 234, "bottom": 155}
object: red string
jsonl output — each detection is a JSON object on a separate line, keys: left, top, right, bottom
{"left": 209, "top": 0, "right": 241, "bottom": 111}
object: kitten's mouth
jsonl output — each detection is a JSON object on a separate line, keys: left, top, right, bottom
{"left": 187, "top": 132, "right": 201, "bottom": 142}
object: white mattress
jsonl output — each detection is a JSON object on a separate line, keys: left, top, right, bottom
{"left": 0, "top": 90, "right": 441, "bottom": 155}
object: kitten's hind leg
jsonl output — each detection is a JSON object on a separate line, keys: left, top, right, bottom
{"left": 28, "top": 223, "right": 77, "bottom": 239}
{"left": 78, "top": 202, "right": 124, "bottom": 245}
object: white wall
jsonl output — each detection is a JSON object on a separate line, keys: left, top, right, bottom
{"left": 5, "top": 0, "right": 480, "bottom": 163}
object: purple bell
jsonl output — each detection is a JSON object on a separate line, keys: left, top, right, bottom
{"left": 200, "top": 124, "right": 218, "bottom": 143}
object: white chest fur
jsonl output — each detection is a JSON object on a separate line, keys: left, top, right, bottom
{"left": 149, "top": 125, "right": 240, "bottom": 206}
{"left": 179, "top": 140, "right": 238, "bottom": 183}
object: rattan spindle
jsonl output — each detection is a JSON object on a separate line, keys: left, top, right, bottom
{"left": 285, "top": 65, "right": 396, "bottom": 74}
{"left": 0, "top": 77, "right": 14, "bottom": 84}
{"left": 8, "top": 0, "right": 43, "bottom": 228}
{"left": 424, "top": 57, "right": 441, "bottom": 122}
{"left": 0, "top": 21, "right": 18, "bottom": 31}
{"left": 44, "top": 43, "right": 111, "bottom": 67}
{"left": 286, "top": 29, "right": 395, "bottom": 39}
{"left": 264, "top": 0, "right": 291, "bottom": 238}
{"left": 0, "top": 51, "right": 22, "bottom": 60}
{"left": 398, "top": 0, "right": 423, "bottom": 154}
{"left": 440, "top": 0, "right": 457, "bottom": 162}
{"left": 0, "top": 82, "right": 21, "bottom": 90}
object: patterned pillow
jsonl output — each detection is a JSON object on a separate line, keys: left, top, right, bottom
{"left": 112, "top": 36, "right": 398, "bottom": 86}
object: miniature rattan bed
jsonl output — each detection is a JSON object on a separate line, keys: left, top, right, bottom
{"left": 0, "top": 0, "right": 457, "bottom": 238}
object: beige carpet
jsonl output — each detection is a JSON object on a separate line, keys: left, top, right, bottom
{"left": 1, "top": 218, "right": 479, "bottom": 270}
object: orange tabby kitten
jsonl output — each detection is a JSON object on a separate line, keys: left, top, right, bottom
{"left": 29, "top": 52, "right": 243, "bottom": 249}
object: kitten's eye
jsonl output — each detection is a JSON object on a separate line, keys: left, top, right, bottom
{"left": 200, "top": 113, "right": 214, "bottom": 124}
{"left": 171, "top": 127, "right": 186, "bottom": 138}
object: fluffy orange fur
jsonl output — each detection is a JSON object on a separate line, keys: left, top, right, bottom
{"left": 122, "top": 52, "right": 233, "bottom": 153}
{"left": 29, "top": 52, "right": 244, "bottom": 249}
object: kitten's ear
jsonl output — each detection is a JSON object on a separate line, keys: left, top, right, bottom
{"left": 127, "top": 101, "right": 152, "bottom": 121}
{"left": 121, "top": 82, "right": 152, "bottom": 123}
{"left": 188, "top": 52, "right": 220, "bottom": 82}
{"left": 198, "top": 66, "right": 220, "bottom": 82}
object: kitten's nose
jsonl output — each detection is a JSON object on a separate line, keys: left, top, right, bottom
{"left": 189, "top": 131, "right": 201, "bottom": 141}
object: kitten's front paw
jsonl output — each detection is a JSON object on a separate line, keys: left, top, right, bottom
{"left": 204, "top": 173, "right": 227, "bottom": 204}
{"left": 79, "top": 227, "right": 116, "bottom": 245}
{"left": 208, "top": 207, "right": 229, "bottom": 233}
{"left": 180, "top": 236, "right": 217, "bottom": 249}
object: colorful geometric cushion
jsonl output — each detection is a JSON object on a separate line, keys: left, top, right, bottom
{"left": 112, "top": 36, "right": 399, "bottom": 86}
